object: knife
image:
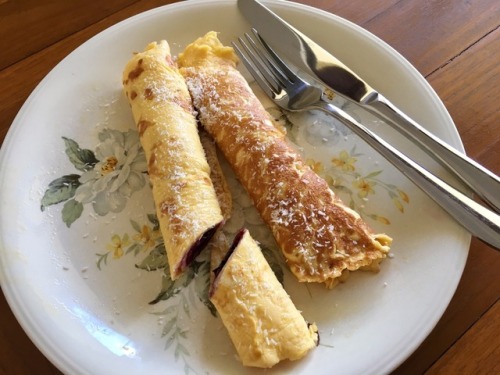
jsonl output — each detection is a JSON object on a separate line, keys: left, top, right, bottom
{"left": 237, "top": 0, "right": 500, "bottom": 212}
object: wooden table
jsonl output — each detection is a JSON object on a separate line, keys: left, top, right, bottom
{"left": 0, "top": 1, "right": 498, "bottom": 374}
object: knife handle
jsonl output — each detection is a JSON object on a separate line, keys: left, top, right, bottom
{"left": 361, "top": 93, "right": 500, "bottom": 212}
{"left": 320, "top": 102, "right": 500, "bottom": 250}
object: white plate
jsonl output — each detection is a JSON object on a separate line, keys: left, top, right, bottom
{"left": 0, "top": 1, "right": 470, "bottom": 374}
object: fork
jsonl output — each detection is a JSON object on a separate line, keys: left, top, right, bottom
{"left": 232, "top": 29, "right": 500, "bottom": 249}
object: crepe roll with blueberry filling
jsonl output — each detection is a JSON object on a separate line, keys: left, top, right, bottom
{"left": 178, "top": 32, "right": 392, "bottom": 288}
{"left": 123, "top": 40, "right": 224, "bottom": 280}
{"left": 210, "top": 229, "right": 319, "bottom": 368}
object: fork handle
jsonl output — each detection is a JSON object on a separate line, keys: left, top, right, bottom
{"left": 320, "top": 102, "right": 500, "bottom": 250}
{"left": 361, "top": 92, "right": 500, "bottom": 212}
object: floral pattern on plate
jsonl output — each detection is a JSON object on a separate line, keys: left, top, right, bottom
{"left": 41, "top": 128, "right": 147, "bottom": 227}
{"left": 40, "top": 99, "right": 408, "bottom": 374}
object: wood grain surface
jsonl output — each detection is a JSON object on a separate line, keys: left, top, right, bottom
{"left": 0, "top": 1, "right": 498, "bottom": 374}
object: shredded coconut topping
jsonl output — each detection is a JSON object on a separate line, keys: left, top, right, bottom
{"left": 179, "top": 51, "right": 391, "bottom": 287}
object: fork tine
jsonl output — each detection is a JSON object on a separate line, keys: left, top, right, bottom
{"left": 251, "top": 28, "right": 297, "bottom": 83}
{"left": 232, "top": 37, "right": 280, "bottom": 99}
{"left": 243, "top": 32, "right": 288, "bottom": 88}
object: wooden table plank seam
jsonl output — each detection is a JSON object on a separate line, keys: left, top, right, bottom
{"left": 0, "top": 0, "right": 144, "bottom": 70}
{"left": 426, "top": 299, "right": 500, "bottom": 374}
{"left": 425, "top": 23, "right": 500, "bottom": 78}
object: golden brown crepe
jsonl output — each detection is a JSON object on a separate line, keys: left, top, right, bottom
{"left": 179, "top": 32, "right": 392, "bottom": 288}
{"left": 122, "top": 40, "right": 224, "bottom": 280}
{"left": 210, "top": 229, "right": 318, "bottom": 368}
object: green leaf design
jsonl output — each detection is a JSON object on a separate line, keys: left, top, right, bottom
{"left": 156, "top": 295, "right": 197, "bottom": 372}
{"left": 125, "top": 243, "right": 141, "bottom": 255}
{"left": 364, "top": 170, "right": 382, "bottom": 179}
{"left": 147, "top": 214, "right": 160, "bottom": 230}
{"left": 332, "top": 184, "right": 352, "bottom": 194}
{"left": 62, "top": 199, "right": 84, "bottom": 227}
{"left": 164, "top": 331, "right": 176, "bottom": 350}
{"left": 178, "top": 329, "right": 188, "bottom": 339}
{"left": 193, "top": 260, "right": 217, "bottom": 317}
{"left": 96, "top": 252, "right": 109, "bottom": 271}
{"left": 350, "top": 145, "right": 363, "bottom": 157}
{"left": 40, "top": 174, "right": 81, "bottom": 211}
{"left": 135, "top": 244, "right": 167, "bottom": 271}
{"left": 130, "top": 219, "right": 142, "bottom": 233}
{"left": 149, "top": 266, "right": 195, "bottom": 305}
{"left": 388, "top": 190, "right": 398, "bottom": 199}
{"left": 183, "top": 363, "right": 191, "bottom": 375}
{"left": 182, "top": 300, "right": 191, "bottom": 319}
{"left": 261, "top": 245, "right": 284, "bottom": 285}
{"left": 62, "top": 137, "right": 98, "bottom": 172}
{"left": 162, "top": 317, "right": 177, "bottom": 338}
{"left": 175, "top": 343, "right": 189, "bottom": 359}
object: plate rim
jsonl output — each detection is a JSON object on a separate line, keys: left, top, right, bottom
{"left": 0, "top": 1, "right": 470, "bottom": 374}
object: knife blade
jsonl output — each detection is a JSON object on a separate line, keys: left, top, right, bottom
{"left": 237, "top": 0, "right": 500, "bottom": 212}
{"left": 237, "top": 0, "right": 373, "bottom": 103}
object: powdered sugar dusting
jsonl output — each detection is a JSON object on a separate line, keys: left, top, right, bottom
{"left": 180, "top": 58, "right": 390, "bottom": 287}
{"left": 123, "top": 42, "right": 223, "bottom": 278}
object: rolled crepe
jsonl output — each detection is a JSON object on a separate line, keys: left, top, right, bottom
{"left": 123, "top": 40, "right": 224, "bottom": 280}
{"left": 178, "top": 32, "right": 392, "bottom": 288}
{"left": 210, "top": 229, "right": 319, "bottom": 368}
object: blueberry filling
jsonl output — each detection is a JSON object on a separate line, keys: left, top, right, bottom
{"left": 177, "top": 221, "right": 223, "bottom": 274}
